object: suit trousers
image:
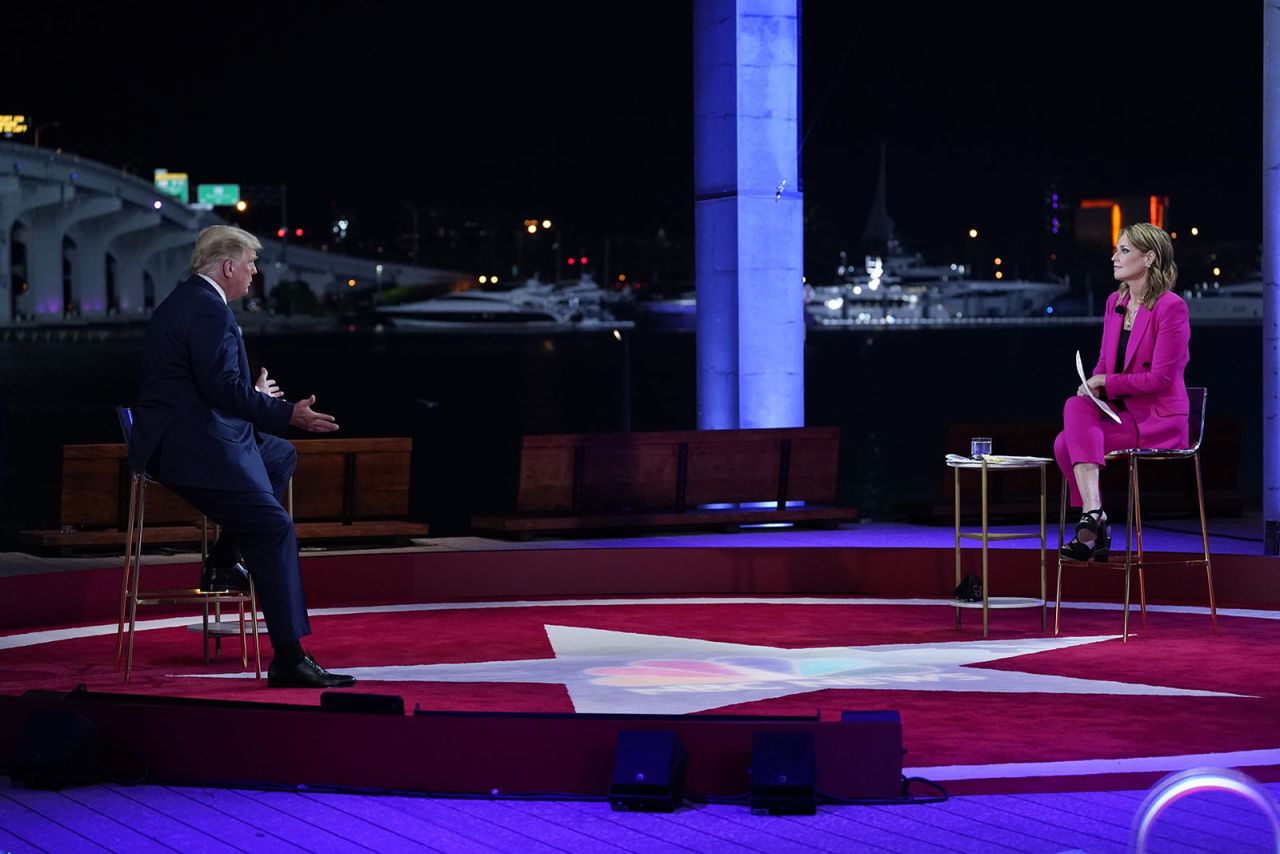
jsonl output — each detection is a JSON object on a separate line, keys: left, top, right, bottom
{"left": 1053, "top": 396, "right": 1139, "bottom": 508}
{"left": 168, "top": 434, "right": 311, "bottom": 646}
{"left": 207, "top": 435, "right": 295, "bottom": 564}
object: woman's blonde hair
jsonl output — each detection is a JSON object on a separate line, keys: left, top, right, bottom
{"left": 191, "top": 225, "right": 262, "bottom": 276}
{"left": 1118, "top": 222, "right": 1177, "bottom": 308}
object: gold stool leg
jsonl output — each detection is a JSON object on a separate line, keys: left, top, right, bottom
{"left": 1040, "top": 464, "right": 1047, "bottom": 632}
{"left": 1121, "top": 456, "right": 1136, "bottom": 642}
{"left": 116, "top": 475, "right": 141, "bottom": 670}
{"left": 249, "top": 579, "right": 262, "bottom": 679}
{"left": 201, "top": 605, "right": 210, "bottom": 663}
{"left": 1055, "top": 476, "right": 1067, "bottom": 637}
{"left": 954, "top": 466, "right": 962, "bottom": 630}
{"left": 1194, "top": 454, "right": 1218, "bottom": 634}
{"left": 238, "top": 598, "right": 248, "bottom": 668}
{"left": 206, "top": 518, "right": 225, "bottom": 659}
{"left": 980, "top": 459, "right": 989, "bottom": 639}
{"left": 1133, "top": 459, "right": 1147, "bottom": 628}
{"left": 125, "top": 479, "right": 147, "bottom": 682}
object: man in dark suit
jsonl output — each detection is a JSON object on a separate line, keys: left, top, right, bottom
{"left": 129, "top": 224, "right": 355, "bottom": 689}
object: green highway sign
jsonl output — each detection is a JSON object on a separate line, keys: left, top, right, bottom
{"left": 197, "top": 184, "right": 241, "bottom": 206}
{"left": 153, "top": 171, "right": 189, "bottom": 203}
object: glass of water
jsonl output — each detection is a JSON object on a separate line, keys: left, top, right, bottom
{"left": 970, "top": 437, "right": 992, "bottom": 458}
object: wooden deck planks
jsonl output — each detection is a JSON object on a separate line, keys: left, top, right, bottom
{"left": 686, "top": 806, "right": 904, "bottom": 853}
{"left": 0, "top": 791, "right": 108, "bottom": 852}
{"left": 1047, "top": 790, "right": 1268, "bottom": 853}
{"left": 174, "top": 787, "right": 386, "bottom": 853}
{"left": 548, "top": 800, "right": 711, "bottom": 853}
{"left": 805, "top": 804, "right": 977, "bottom": 853}
{"left": 973, "top": 794, "right": 1129, "bottom": 854}
{"left": 241, "top": 789, "right": 449, "bottom": 852}
{"left": 110, "top": 786, "right": 308, "bottom": 853}
{"left": 4, "top": 777, "right": 1279, "bottom": 853}
{"left": 1, "top": 784, "right": 164, "bottom": 853}
{"left": 370, "top": 795, "right": 576, "bottom": 853}
{"left": 59, "top": 785, "right": 230, "bottom": 854}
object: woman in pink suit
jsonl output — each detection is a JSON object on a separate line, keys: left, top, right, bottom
{"left": 1054, "top": 222, "right": 1190, "bottom": 561}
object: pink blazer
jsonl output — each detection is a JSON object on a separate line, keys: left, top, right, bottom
{"left": 1094, "top": 289, "right": 1190, "bottom": 449}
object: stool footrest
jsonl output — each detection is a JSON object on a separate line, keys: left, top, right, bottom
{"left": 958, "top": 532, "right": 1043, "bottom": 542}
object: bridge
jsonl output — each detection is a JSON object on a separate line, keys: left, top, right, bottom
{"left": 0, "top": 141, "right": 469, "bottom": 324}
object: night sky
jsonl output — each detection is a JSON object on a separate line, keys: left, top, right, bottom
{"left": 12, "top": 1, "right": 1264, "bottom": 285}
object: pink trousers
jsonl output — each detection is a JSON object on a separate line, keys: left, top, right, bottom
{"left": 1053, "top": 396, "right": 1139, "bottom": 507}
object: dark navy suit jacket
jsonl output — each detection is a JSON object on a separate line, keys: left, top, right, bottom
{"left": 129, "top": 275, "right": 293, "bottom": 493}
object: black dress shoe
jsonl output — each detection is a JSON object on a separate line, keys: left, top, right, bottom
{"left": 268, "top": 655, "right": 357, "bottom": 689}
{"left": 201, "top": 557, "right": 250, "bottom": 592}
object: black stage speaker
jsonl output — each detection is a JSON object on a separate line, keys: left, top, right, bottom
{"left": 319, "top": 692, "right": 406, "bottom": 716}
{"left": 608, "top": 730, "right": 688, "bottom": 812}
{"left": 10, "top": 709, "right": 105, "bottom": 791}
{"left": 750, "top": 731, "right": 817, "bottom": 815}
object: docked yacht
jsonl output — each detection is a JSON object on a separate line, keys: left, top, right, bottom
{"left": 377, "top": 277, "right": 632, "bottom": 329}
{"left": 1184, "top": 280, "right": 1263, "bottom": 322}
{"left": 805, "top": 246, "right": 1069, "bottom": 325}
{"left": 930, "top": 278, "right": 1070, "bottom": 320}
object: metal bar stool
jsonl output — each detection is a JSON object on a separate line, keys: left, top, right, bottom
{"left": 1054, "top": 387, "right": 1217, "bottom": 642}
{"left": 114, "top": 406, "right": 262, "bottom": 682}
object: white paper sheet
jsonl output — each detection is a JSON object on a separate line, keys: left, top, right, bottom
{"left": 945, "top": 453, "right": 1052, "bottom": 464}
{"left": 1076, "top": 350, "right": 1122, "bottom": 424}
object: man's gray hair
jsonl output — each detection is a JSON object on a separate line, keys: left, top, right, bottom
{"left": 191, "top": 225, "right": 262, "bottom": 275}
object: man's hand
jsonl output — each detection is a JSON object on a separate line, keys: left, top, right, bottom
{"left": 1077, "top": 374, "right": 1107, "bottom": 397}
{"left": 256, "top": 367, "right": 284, "bottom": 398}
{"left": 290, "top": 395, "right": 339, "bottom": 433}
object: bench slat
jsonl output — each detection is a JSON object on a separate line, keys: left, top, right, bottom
{"left": 478, "top": 427, "right": 854, "bottom": 536}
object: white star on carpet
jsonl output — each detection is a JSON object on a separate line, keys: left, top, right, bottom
{"left": 181, "top": 625, "right": 1245, "bottom": 714}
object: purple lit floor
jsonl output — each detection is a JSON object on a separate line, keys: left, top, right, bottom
{"left": 0, "top": 515, "right": 1263, "bottom": 585}
{"left": 403, "top": 513, "right": 1267, "bottom": 557}
{"left": 3, "top": 776, "right": 1278, "bottom": 853}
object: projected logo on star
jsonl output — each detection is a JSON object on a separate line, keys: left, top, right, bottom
{"left": 585, "top": 655, "right": 896, "bottom": 688}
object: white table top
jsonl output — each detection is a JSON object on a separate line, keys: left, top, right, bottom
{"left": 945, "top": 455, "right": 1053, "bottom": 470}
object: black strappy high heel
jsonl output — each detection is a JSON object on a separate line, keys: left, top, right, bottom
{"left": 1060, "top": 509, "right": 1110, "bottom": 562}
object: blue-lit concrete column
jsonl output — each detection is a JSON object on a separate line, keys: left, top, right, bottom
{"left": 693, "top": 0, "right": 804, "bottom": 429}
{"left": 110, "top": 228, "right": 197, "bottom": 314}
{"left": 0, "top": 175, "right": 17, "bottom": 324}
{"left": 18, "top": 186, "right": 91, "bottom": 320}
{"left": 146, "top": 244, "right": 194, "bottom": 303}
{"left": 28, "top": 194, "right": 122, "bottom": 317}
{"left": 1265, "top": 1, "right": 1280, "bottom": 554}
{"left": 0, "top": 181, "right": 64, "bottom": 323}
{"left": 68, "top": 207, "right": 159, "bottom": 317}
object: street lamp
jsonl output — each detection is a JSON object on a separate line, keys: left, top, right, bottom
{"left": 398, "top": 200, "right": 420, "bottom": 263}
{"left": 518, "top": 218, "right": 559, "bottom": 282}
{"left": 33, "top": 121, "right": 59, "bottom": 149}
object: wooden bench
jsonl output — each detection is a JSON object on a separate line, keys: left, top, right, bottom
{"left": 20, "top": 437, "right": 428, "bottom": 552}
{"left": 471, "top": 426, "right": 856, "bottom": 536}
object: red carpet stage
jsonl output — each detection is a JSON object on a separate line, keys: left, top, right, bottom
{"left": 2, "top": 531, "right": 1278, "bottom": 798}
